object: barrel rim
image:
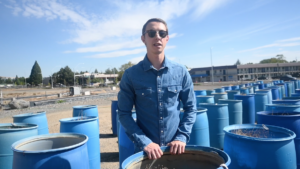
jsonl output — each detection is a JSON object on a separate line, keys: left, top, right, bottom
{"left": 196, "top": 95, "right": 214, "bottom": 98}
{"left": 186, "top": 107, "right": 208, "bottom": 113}
{"left": 59, "top": 116, "right": 99, "bottom": 123}
{"left": 218, "top": 99, "right": 242, "bottom": 102}
{"left": 13, "top": 111, "right": 46, "bottom": 118}
{"left": 234, "top": 94, "right": 254, "bottom": 98}
{"left": 223, "top": 124, "right": 296, "bottom": 141}
{"left": 251, "top": 93, "right": 268, "bottom": 95}
{"left": 0, "top": 123, "right": 38, "bottom": 131}
{"left": 272, "top": 99, "right": 300, "bottom": 102}
{"left": 194, "top": 90, "right": 206, "bottom": 91}
{"left": 121, "top": 145, "right": 231, "bottom": 169}
{"left": 11, "top": 133, "right": 89, "bottom": 153}
{"left": 226, "top": 90, "right": 240, "bottom": 93}
{"left": 199, "top": 103, "right": 228, "bottom": 106}
{"left": 266, "top": 104, "right": 300, "bottom": 107}
{"left": 73, "top": 105, "right": 97, "bottom": 109}
{"left": 257, "top": 111, "right": 300, "bottom": 117}
{"left": 211, "top": 93, "right": 227, "bottom": 95}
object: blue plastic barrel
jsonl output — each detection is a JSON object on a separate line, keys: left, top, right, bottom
{"left": 206, "top": 90, "right": 215, "bottom": 95}
{"left": 258, "top": 80, "right": 264, "bottom": 84}
{"left": 286, "top": 82, "right": 293, "bottom": 97}
{"left": 291, "top": 93, "right": 300, "bottom": 97}
{"left": 234, "top": 95, "right": 255, "bottom": 124}
{"left": 270, "top": 86, "right": 282, "bottom": 100}
{"left": 257, "top": 111, "right": 300, "bottom": 168}
{"left": 284, "top": 96, "right": 300, "bottom": 100}
{"left": 273, "top": 99, "right": 300, "bottom": 105}
{"left": 111, "top": 100, "right": 118, "bottom": 136}
{"left": 227, "top": 90, "right": 240, "bottom": 100}
{"left": 119, "top": 115, "right": 137, "bottom": 169}
{"left": 214, "top": 88, "right": 225, "bottom": 93}
{"left": 265, "top": 104, "right": 300, "bottom": 113}
{"left": 0, "top": 123, "right": 38, "bottom": 169}
{"left": 231, "top": 85, "right": 239, "bottom": 90}
{"left": 196, "top": 96, "right": 214, "bottom": 106}
{"left": 247, "top": 86, "right": 254, "bottom": 94}
{"left": 13, "top": 111, "right": 49, "bottom": 135}
{"left": 180, "top": 108, "right": 210, "bottom": 146}
{"left": 296, "top": 89, "right": 300, "bottom": 93}
{"left": 219, "top": 99, "right": 243, "bottom": 125}
{"left": 253, "top": 85, "right": 259, "bottom": 93}
{"left": 198, "top": 103, "right": 229, "bottom": 149}
{"left": 258, "top": 83, "right": 264, "bottom": 89}
{"left": 256, "top": 89, "right": 272, "bottom": 104}
{"left": 222, "top": 86, "right": 232, "bottom": 91}
{"left": 292, "top": 80, "right": 298, "bottom": 90}
{"left": 194, "top": 90, "right": 207, "bottom": 96}
{"left": 211, "top": 93, "right": 228, "bottom": 103}
{"left": 224, "top": 124, "right": 296, "bottom": 169}
{"left": 240, "top": 87, "right": 249, "bottom": 94}
{"left": 116, "top": 110, "right": 136, "bottom": 143}
{"left": 239, "top": 84, "right": 245, "bottom": 88}
{"left": 268, "top": 87, "right": 280, "bottom": 100}
{"left": 73, "top": 105, "right": 99, "bottom": 126}
{"left": 277, "top": 83, "right": 288, "bottom": 97}
{"left": 252, "top": 93, "right": 268, "bottom": 122}
{"left": 121, "top": 146, "right": 231, "bottom": 169}
{"left": 60, "top": 116, "right": 100, "bottom": 169}
{"left": 12, "top": 133, "right": 89, "bottom": 169}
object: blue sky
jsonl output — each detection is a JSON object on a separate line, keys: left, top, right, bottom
{"left": 1, "top": 0, "right": 300, "bottom": 78}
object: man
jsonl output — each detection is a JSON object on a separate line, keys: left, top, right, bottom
{"left": 118, "top": 18, "right": 196, "bottom": 159}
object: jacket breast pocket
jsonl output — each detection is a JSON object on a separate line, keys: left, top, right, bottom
{"left": 135, "top": 88, "right": 154, "bottom": 108}
{"left": 167, "top": 86, "right": 182, "bottom": 106}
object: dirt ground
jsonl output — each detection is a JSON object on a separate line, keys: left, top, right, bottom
{"left": 0, "top": 101, "right": 119, "bottom": 169}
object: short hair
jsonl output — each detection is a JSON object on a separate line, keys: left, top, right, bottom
{"left": 142, "top": 18, "right": 168, "bottom": 36}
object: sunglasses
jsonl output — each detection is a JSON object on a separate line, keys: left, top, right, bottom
{"left": 144, "top": 30, "right": 168, "bottom": 38}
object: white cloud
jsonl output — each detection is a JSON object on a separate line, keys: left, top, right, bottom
{"left": 192, "top": 0, "right": 232, "bottom": 20}
{"left": 87, "top": 48, "right": 146, "bottom": 58}
{"left": 238, "top": 36, "right": 300, "bottom": 53}
{"left": 129, "top": 56, "right": 145, "bottom": 64}
{"left": 65, "top": 39, "right": 144, "bottom": 53}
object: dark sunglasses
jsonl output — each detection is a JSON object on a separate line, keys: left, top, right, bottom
{"left": 144, "top": 30, "right": 168, "bottom": 38}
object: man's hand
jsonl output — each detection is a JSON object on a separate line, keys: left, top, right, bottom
{"left": 167, "top": 140, "right": 186, "bottom": 155}
{"left": 144, "top": 143, "right": 163, "bottom": 160}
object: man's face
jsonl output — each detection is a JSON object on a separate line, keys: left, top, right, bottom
{"left": 141, "top": 22, "right": 169, "bottom": 55}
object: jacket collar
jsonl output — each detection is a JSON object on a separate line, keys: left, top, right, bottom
{"left": 142, "top": 54, "right": 170, "bottom": 71}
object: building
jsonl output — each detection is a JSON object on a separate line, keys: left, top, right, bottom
{"left": 190, "top": 62, "right": 300, "bottom": 82}
{"left": 190, "top": 65, "right": 238, "bottom": 82}
{"left": 237, "top": 62, "right": 300, "bottom": 80}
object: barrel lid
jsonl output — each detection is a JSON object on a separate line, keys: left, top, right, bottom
{"left": 73, "top": 105, "right": 97, "bottom": 109}
{"left": 199, "top": 103, "right": 228, "bottom": 107}
{"left": 12, "top": 133, "right": 88, "bottom": 153}
{"left": 234, "top": 94, "right": 254, "bottom": 98}
{"left": 218, "top": 99, "right": 242, "bottom": 102}
{"left": 257, "top": 111, "right": 300, "bottom": 117}
{"left": 196, "top": 95, "right": 214, "bottom": 98}
{"left": 226, "top": 90, "right": 240, "bottom": 92}
{"left": 0, "top": 123, "right": 38, "bottom": 131}
{"left": 224, "top": 124, "right": 296, "bottom": 141}
{"left": 266, "top": 104, "right": 300, "bottom": 107}
{"left": 59, "top": 116, "right": 98, "bottom": 123}
{"left": 13, "top": 111, "right": 46, "bottom": 118}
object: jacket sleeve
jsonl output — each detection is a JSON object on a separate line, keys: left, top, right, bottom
{"left": 117, "top": 70, "right": 153, "bottom": 150}
{"left": 174, "top": 67, "right": 197, "bottom": 143}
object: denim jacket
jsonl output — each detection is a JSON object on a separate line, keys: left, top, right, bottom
{"left": 118, "top": 55, "right": 196, "bottom": 152}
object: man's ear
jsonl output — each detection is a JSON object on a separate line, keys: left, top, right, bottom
{"left": 141, "top": 35, "right": 145, "bottom": 44}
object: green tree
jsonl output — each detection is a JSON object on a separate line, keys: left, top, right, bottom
{"left": 234, "top": 59, "right": 241, "bottom": 65}
{"left": 95, "top": 69, "right": 98, "bottom": 73}
{"left": 53, "top": 66, "right": 74, "bottom": 86}
{"left": 15, "top": 75, "right": 20, "bottom": 85}
{"left": 118, "top": 62, "right": 135, "bottom": 81}
{"left": 112, "top": 67, "right": 118, "bottom": 74}
{"left": 105, "top": 68, "right": 112, "bottom": 74}
{"left": 6, "top": 78, "right": 13, "bottom": 84}
{"left": 29, "top": 61, "right": 43, "bottom": 86}
{"left": 259, "top": 57, "right": 288, "bottom": 64}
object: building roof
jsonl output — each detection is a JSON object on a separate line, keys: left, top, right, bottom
{"left": 238, "top": 62, "right": 300, "bottom": 68}
{"left": 190, "top": 65, "right": 237, "bottom": 72}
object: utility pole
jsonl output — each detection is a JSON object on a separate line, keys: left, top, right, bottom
{"left": 210, "top": 47, "right": 214, "bottom": 84}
